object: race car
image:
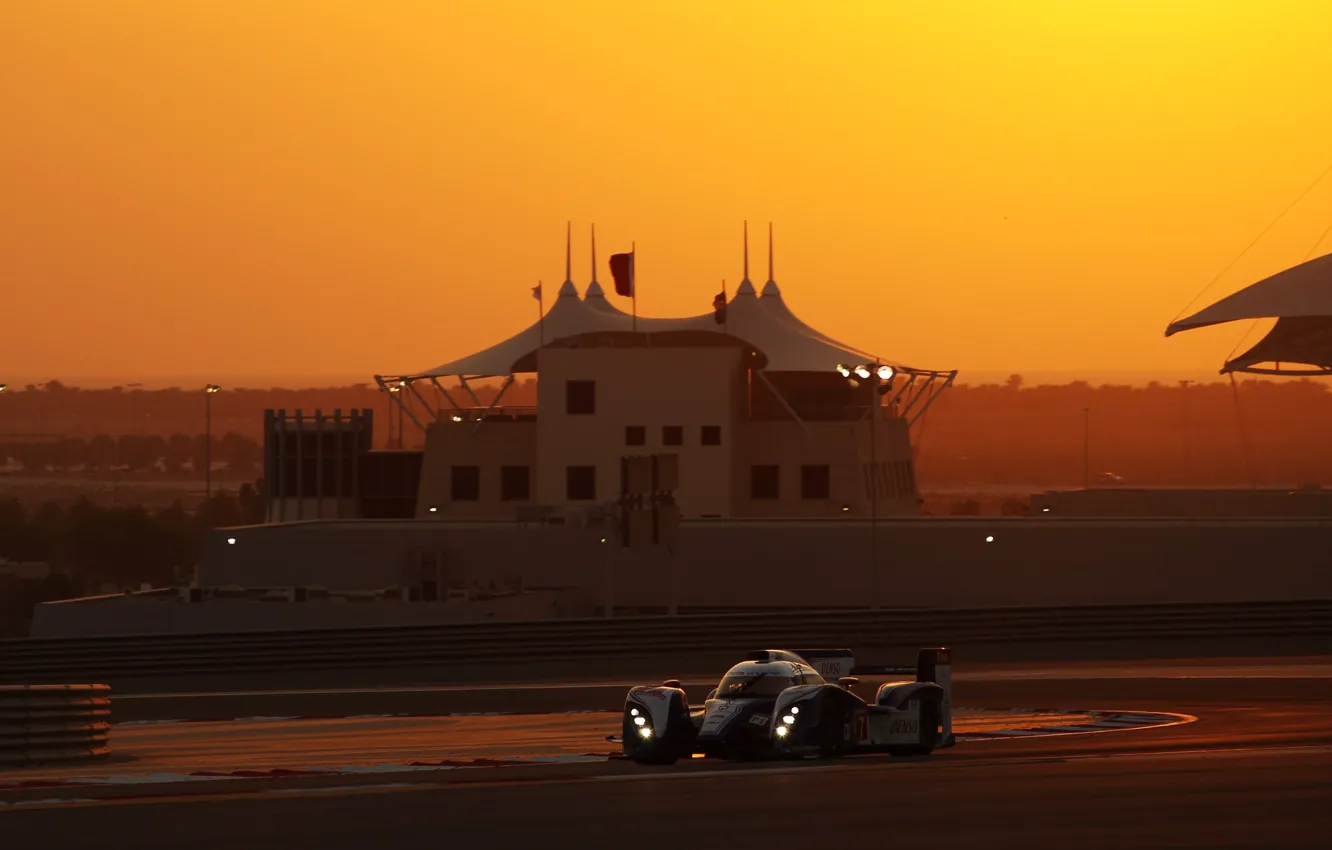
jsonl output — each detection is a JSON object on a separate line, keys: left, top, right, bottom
{"left": 619, "top": 647, "right": 954, "bottom": 764}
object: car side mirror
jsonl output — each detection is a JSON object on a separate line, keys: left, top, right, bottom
{"left": 706, "top": 688, "right": 718, "bottom": 700}
{"left": 662, "top": 679, "right": 682, "bottom": 689}
{"left": 838, "top": 677, "right": 860, "bottom": 689}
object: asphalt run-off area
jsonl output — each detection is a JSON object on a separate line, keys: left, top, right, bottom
{"left": 2, "top": 656, "right": 1331, "bottom": 849}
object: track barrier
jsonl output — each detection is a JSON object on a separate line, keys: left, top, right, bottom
{"left": 1, "top": 599, "right": 1329, "bottom": 686}
{"left": 0, "top": 685, "right": 111, "bottom": 765}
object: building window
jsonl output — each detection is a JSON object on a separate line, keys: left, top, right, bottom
{"left": 662, "top": 425, "right": 683, "bottom": 446}
{"left": 566, "top": 380, "right": 596, "bottom": 415}
{"left": 500, "top": 465, "right": 530, "bottom": 501}
{"left": 625, "top": 425, "right": 646, "bottom": 446}
{"left": 450, "top": 465, "right": 480, "bottom": 501}
{"left": 801, "top": 464, "right": 831, "bottom": 500}
{"left": 700, "top": 425, "right": 721, "bottom": 446}
{"left": 567, "top": 465, "right": 597, "bottom": 500}
{"left": 751, "top": 465, "right": 780, "bottom": 500}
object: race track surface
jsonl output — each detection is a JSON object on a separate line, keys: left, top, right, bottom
{"left": 3, "top": 658, "right": 1331, "bottom": 849}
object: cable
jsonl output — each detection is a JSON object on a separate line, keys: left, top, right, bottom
{"left": 1171, "top": 159, "right": 1332, "bottom": 324}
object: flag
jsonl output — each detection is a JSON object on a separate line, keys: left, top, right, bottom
{"left": 713, "top": 289, "right": 727, "bottom": 325}
{"left": 531, "top": 283, "right": 542, "bottom": 301}
{"left": 609, "top": 251, "right": 634, "bottom": 297}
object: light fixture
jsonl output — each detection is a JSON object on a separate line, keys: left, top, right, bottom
{"left": 985, "top": 535, "right": 994, "bottom": 543}
{"left": 451, "top": 414, "right": 463, "bottom": 423}
{"left": 0, "top": 384, "right": 7, "bottom": 393}
{"left": 398, "top": 380, "right": 409, "bottom": 388}
{"left": 876, "top": 365, "right": 894, "bottom": 381}
{"left": 428, "top": 506, "right": 438, "bottom": 513}
{"left": 205, "top": 384, "right": 222, "bottom": 394}
{"left": 599, "top": 537, "right": 608, "bottom": 544}
{"left": 388, "top": 385, "right": 401, "bottom": 394}
{"left": 226, "top": 537, "right": 236, "bottom": 545}
{"left": 854, "top": 365, "right": 872, "bottom": 380}
{"left": 835, "top": 364, "right": 851, "bottom": 378}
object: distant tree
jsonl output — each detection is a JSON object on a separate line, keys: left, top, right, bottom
{"left": 217, "top": 432, "right": 261, "bottom": 473}
{"left": 85, "top": 435, "right": 116, "bottom": 471}
{"left": 164, "top": 434, "right": 193, "bottom": 475}
{"left": 949, "top": 498, "right": 982, "bottom": 516}
{"left": 238, "top": 479, "right": 265, "bottom": 524}
{"left": 1004, "top": 374, "right": 1024, "bottom": 391}
{"left": 53, "top": 437, "right": 86, "bottom": 471}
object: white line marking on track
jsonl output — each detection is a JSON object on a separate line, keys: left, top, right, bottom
{"left": 593, "top": 764, "right": 845, "bottom": 781}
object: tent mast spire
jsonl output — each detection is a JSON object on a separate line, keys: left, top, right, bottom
{"left": 590, "top": 223, "right": 598, "bottom": 284}
{"left": 742, "top": 220, "right": 751, "bottom": 287}
{"left": 564, "top": 220, "right": 572, "bottom": 287}
{"left": 766, "top": 222, "right": 775, "bottom": 286}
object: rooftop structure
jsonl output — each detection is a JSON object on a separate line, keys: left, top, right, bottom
{"left": 1167, "top": 252, "right": 1332, "bottom": 377}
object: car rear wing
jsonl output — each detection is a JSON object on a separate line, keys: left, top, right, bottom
{"left": 782, "top": 647, "right": 951, "bottom": 683}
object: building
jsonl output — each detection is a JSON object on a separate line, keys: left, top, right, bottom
{"left": 376, "top": 224, "right": 956, "bottom": 523}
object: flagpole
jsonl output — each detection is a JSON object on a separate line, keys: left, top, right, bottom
{"left": 537, "top": 280, "right": 545, "bottom": 349}
{"left": 722, "top": 279, "right": 728, "bottom": 334}
{"left": 631, "top": 241, "right": 637, "bottom": 337}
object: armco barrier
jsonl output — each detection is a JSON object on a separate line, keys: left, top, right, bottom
{"left": 0, "top": 685, "right": 111, "bottom": 765}
{"left": 1, "top": 600, "right": 1330, "bottom": 686}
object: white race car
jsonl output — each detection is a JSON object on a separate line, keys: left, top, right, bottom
{"left": 619, "top": 647, "right": 955, "bottom": 764}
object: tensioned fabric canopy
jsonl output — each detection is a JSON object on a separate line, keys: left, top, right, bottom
{"left": 394, "top": 278, "right": 908, "bottom": 378}
{"left": 1166, "top": 252, "right": 1332, "bottom": 374}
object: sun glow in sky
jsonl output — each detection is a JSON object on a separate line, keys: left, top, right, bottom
{"left": 3, "top": 1, "right": 1332, "bottom": 383}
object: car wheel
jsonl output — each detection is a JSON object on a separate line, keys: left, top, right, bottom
{"left": 817, "top": 693, "right": 845, "bottom": 759}
{"left": 888, "top": 699, "right": 939, "bottom": 757}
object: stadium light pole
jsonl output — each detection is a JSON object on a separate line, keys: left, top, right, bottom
{"left": 205, "top": 384, "right": 222, "bottom": 499}
{"left": 837, "top": 363, "right": 894, "bottom": 610}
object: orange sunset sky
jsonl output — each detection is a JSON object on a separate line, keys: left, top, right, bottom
{"left": 3, "top": 1, "right": 1332, "bottom": 386}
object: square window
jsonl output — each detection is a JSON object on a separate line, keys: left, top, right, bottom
{"left": 625, "top": 425, "right": 646, "bottom": 446}
{"left": 566, "top": 465, "right": 597, "bottom": 500}
{"left": 500, "top": 465, "right": 530, "bottom": 501}
{"left": 450, "top": 465, "right": 480, "bottom": 501}
{"left": 801, "top": 464, "right": 831, "bottom": 500}
{"left": 700, "top": 425, "right": 721, "bottom": 446}
{"left": 662, "top": 425, "right": 683, "bottom": 446}
{"left": 750, "top": 465, "right": 780, "bottom": 500}
{"left": 566, "top": 380, "right": 596, "bottom": 415}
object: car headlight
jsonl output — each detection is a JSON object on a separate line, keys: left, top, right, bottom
{"left": 634, "top": 716, "right": 647, "bottom": 727}
{"left": 638, "top": 726, "right": 653, "bottom": 739}
{"left": 774, "top": 706, "right": 801, "bottom": 739}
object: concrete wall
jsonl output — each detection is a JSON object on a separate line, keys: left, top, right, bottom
{"left": 30, "top": 588, "right": 597, "bottom": 638}
{"left": 535, "top": 346, "right": 743, "bottom": 516}
{"left": 1032, "top": 488, "right": 1332, "bottom": 518}
{"left": 200, "top": 517, "right": 1332, "bottom": 611}
{"left": 732, "top": 417, "right": 916, "bottom": 517}
{"left": 415, "top": 419, "right": 537, "bottom": 519}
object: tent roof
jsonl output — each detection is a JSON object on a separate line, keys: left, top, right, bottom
{"left": 393, "top": 281, "right": 913, "bottom": 378}
{"left": 1223, "top": 315, "right": 1332, "bottom": 374}
{"left": 758, "top": 279, "right": 878, "bottom": 363}
{"left": 1166, "top": 252, "right": 1332, "bottom": 336}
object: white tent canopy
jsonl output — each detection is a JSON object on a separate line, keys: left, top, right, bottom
{"left": 1166, "top": 252, "right": 1332, "bottom": 336}
{"left": 391, "top": 283, "right": 905, "bottom": 379}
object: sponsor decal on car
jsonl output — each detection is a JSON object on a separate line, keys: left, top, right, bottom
{"left": 855, "top": 709, "right": 870, "bottom": 743}
{"left": 889, "top": 718, "right": 919, "bottom": 735}
{"left": 749, "top": 714, "right": 769, "bottom": 726}
{"left": 816, "top": 660, "right": 845, "bottom": 678}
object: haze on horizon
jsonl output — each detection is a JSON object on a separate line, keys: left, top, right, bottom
{"left": 3, "top": 1, "right": 1332, "bottom": 383}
